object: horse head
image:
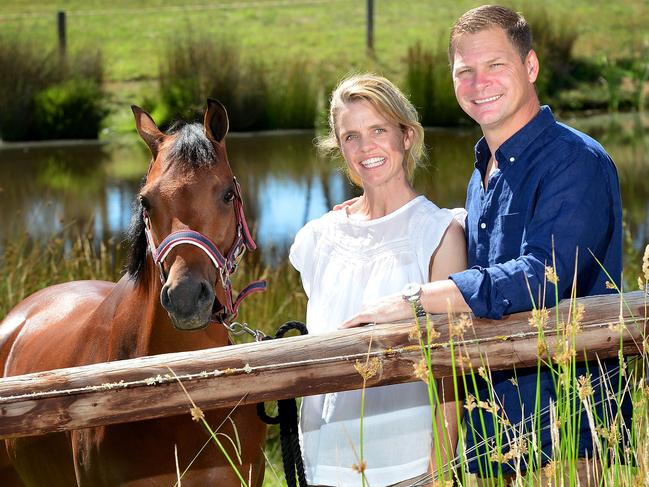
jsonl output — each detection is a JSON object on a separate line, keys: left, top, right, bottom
{"left": 129, "top": 99, "right": 256, "bottom": 331}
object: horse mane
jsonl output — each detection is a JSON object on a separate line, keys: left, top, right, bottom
{"left": 124, "top": 121, "right": 219, "bottom": 282}
{"left": 125, "top": 176, "right": 147, "bottom": 282}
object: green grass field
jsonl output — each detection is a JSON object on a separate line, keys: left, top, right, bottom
{"left": 2, "top": 0, "right": 647, "bottom": 135}
{"left": 1, "top": 0, "right": 647, "bottom": 83}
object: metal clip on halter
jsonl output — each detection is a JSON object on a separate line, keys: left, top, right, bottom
{"left": 224, "top": 321, "right": 267, "bottom": 341}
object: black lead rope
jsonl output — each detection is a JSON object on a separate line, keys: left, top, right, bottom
{"left": 257, "top": 321, "right": 308, "bottom": 487}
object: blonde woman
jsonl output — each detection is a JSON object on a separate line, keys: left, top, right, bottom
{"left": 290, "top": 74, "right": 466, "bottom": 486}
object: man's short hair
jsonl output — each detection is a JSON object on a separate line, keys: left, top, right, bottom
{"left": 448, "top": 5, "right": 532, "bottom": 66}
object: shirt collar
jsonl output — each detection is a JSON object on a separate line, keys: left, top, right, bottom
{"left": 473, "top": 105, "right": 556, "bottom": 172}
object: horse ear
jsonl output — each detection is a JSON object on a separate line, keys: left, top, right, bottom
{"left": 204, "top": 98, "right": 229, "bottom": 143}
{"left": 131, "top": 105, "right": 164, "bottom": 157}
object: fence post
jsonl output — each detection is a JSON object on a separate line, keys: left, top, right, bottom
{"left": 57, "top": 11, "right": 66, "bottom": 59}
{"left": 366, "top": 0, "right": 374, "bottom": 57}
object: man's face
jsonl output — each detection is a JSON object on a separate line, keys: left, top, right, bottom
{"left": 451, "top": 28, "right": 539, "bottom": 137}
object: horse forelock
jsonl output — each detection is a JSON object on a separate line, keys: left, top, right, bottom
{"left": 164, "top": 122, "right": 219, "bottom": 169}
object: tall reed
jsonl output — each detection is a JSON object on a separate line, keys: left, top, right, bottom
{"left": 408, "top": 248, "right": 649, "bottom": 486}
{"left": 0, "top": 230, "right": 122, "bottom": 318}
{"left": 402, "top": 41, "right": 468, "bottom": 127}
{"left": 521, "top": 3, "right": 579, "bottom": 101}
{"left": 158, "top": 33, "right": 319, "bottom": 131}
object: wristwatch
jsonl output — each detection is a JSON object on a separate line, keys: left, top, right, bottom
{"left": 402, "top": 282, "right": 426, "bottom": 319}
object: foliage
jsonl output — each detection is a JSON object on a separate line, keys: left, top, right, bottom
{"left": 34, "top": 79, "right": 107, "bottom": 139}
{"left": 402, "top": 41, "right": 469, "bottom": 127}
{"left": 522, "top": 4, "right": 580, "bottom": 101}
{"left": 158, "top": 34, "right": 319, "bottom": 131}
{"left": 0, "top": 38, "right": 55, "bottom": 141}
{"left": 0, "top": 37, "right": 107, "bottom": 141}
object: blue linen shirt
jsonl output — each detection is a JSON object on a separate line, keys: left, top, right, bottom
{"left": 449, "top": 106, "right": 631, "bottom": 475}
{"left": 450, "top": 106, "right": 621, "bottom": 317}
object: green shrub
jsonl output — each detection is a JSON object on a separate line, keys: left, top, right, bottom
{"left": 0, "top": 37, "right": 107, "bottom": 141}
{"left": 34, "top": 79, "right": 107, "bottom": 139}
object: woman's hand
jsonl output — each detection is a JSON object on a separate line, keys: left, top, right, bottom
{"left": 341, "top": 280, "right": 471, "bottom": 329}
{"left": 339, "top": 292, "right": 412, "bottom": 328}
{"left": 332, "top": 196, "right": 359, "bottom": 211}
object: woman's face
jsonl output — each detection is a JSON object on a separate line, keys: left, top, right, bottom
{"left": 336, "top": 99, "right": 413, "bottom": 190}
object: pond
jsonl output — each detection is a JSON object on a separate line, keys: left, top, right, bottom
{"left": 1, "top": 112, "right": 647, "bottom": 280}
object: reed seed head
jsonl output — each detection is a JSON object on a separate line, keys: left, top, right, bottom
{"left": 413, "top": 358, "right": 430, "bottom": 384}
{"left": 545, "top": 265, "right": 559, "bottom": 284}
{"left": 354, "top": 357, "right": 382, "bottom": 381}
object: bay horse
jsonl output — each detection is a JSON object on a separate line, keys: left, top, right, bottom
{"left": 0, "top": 100, "right": 267, "bottom": 486}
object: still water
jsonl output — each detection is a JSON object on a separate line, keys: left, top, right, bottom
{"left": 1, "top": 113, "right": 647, "bottom": 276}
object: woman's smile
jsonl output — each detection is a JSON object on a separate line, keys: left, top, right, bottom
{"left": 360, "top": 156, "right": 386, "bottom": 169}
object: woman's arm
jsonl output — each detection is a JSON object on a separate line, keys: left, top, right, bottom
{"left": 428, "top": 218, "right": 466, "bottom": 482}
{"left": 428, "top": 218, "right": 467, "bottom": 282}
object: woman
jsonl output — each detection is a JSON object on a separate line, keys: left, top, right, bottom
{"left": 289, "top": 74, "right": 466, "bottom": 486}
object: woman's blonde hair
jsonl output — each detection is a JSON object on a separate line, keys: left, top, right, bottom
{"left": 317, "top": 73, "right": 425, "bottom": 187}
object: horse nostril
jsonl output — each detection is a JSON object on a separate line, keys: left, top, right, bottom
{"left": 198, "top": 280, "right": 214, "bottom": 308}
{"left": 160, "top": 285, "right": 172, "bottom": 312}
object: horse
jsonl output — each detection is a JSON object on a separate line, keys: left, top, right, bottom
{"left": 0, "top": 99, "right": 267, "bottom": 486}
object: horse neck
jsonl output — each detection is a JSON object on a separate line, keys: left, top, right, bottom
{"left": 109, "top": 262, "right": 229, "bottom": 361}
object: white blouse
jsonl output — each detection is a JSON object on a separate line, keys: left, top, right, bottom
{"left": 289, "top": 196, "right": 456, "bottom": 486}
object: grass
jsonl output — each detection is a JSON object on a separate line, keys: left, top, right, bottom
{"left": 1, "top": 0, "right": 646, "bottom": 83}
{"left": 1, "top": 0, "right": 647, "bottom": 133}
{"left": 0, "top": 229, "right": 122, "bottom": 318}
{"left": 0, "top": 1, "right": 645, "bottom": 140}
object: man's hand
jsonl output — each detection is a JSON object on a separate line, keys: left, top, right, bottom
{"left": 340, "top": 292, "right": 412, "bottom": 328}
{"left": 332, "top": 196, "right": 359, "bottom": 211}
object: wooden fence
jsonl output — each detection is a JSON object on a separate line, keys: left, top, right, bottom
{"left": 0, "top": 291, "right": 646, "bottom": 440}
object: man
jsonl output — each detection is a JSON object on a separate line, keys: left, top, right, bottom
{"left": 342, "top": 4, "right": 632, "bottom": 484}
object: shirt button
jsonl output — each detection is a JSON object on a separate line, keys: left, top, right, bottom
{"left": 509, "top": 156, "right": 515, "bottom": 162}
{"left": 480, "top": 222, "right": 487, "bottom": 229}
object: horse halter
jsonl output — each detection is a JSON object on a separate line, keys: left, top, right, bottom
{"left": 142, "top": 177, "right": 266, "bottom": 324}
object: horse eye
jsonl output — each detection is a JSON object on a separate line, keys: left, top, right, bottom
{"left": 139, "top": 195, "right": 151, "bottom": 211}
{"left": 223, "top": 189, "right": 235, "bottom": 204}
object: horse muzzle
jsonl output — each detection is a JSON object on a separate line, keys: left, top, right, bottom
{"left": 160, "top": 275, "right": 215, "bottom": 330}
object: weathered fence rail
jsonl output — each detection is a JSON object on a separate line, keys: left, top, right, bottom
{"left": 0, "top": 291, "right": 646, "bottom": 439}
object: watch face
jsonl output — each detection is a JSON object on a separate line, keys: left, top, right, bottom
{"left": 403, "top": 282, "right": 421, "bottom": 298}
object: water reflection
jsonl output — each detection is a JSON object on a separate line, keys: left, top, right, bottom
{"left": 255, "top": 174, "right": 347, "bottom": 247}
{"left": 0, "top": 114, "right": 647, "bottom": 274}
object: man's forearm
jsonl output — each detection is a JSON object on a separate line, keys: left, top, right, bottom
{"left": 421, "top": 279, "right": 471, "bottom": 314}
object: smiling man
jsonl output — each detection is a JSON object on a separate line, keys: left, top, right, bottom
{"left": 342, "top": 4, "right": 632, "bottom": 483}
